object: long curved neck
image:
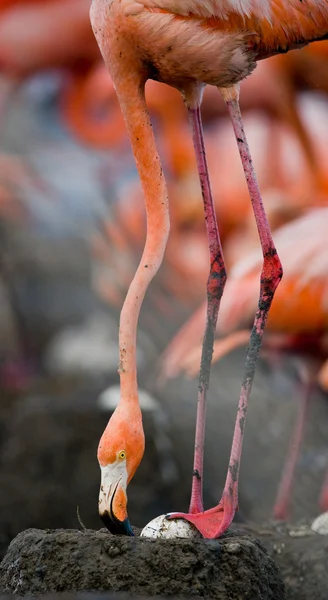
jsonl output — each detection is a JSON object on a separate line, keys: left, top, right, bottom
{"left": 90, "top": 0, "right": 170, "bottom": 409}
{"left": 113, "top": 73, "right": 170, "bottom": 406}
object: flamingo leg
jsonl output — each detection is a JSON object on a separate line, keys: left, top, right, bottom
{"left": 167, "top": 85, "right": 282, "bottom": 538}
{"left": 185, "top": 96, "right": 227, "bottom": 514}
{"left": 319, "top": 469, "right": 328, "bottom": 512}
{"left": 273, "top": 372, "right": 312, "bottom": 521}
{"left": 318, "top": 356, "right": 328, "bottom": 511}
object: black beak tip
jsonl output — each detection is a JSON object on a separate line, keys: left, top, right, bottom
{"left": 101, "top": 511, "right": 134, "bottom": 536}
{"left": 121, "top": 518, "right": 135, "bottom": 536}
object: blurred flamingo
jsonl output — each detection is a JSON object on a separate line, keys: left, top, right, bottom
{"left": 0, "top": 0, "right": 101, "bottom": 218}
{"left": 0, "top": 0, "right": 97, "bottom": 77}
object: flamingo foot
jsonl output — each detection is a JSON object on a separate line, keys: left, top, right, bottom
{"left": 166, "top": 492, "right": 236, "bottom": 539}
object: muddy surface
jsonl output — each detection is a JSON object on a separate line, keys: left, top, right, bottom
{"left": 1, "top": 521, "right": 327, "bottom": 599}
{"left": 241, "top": 521, "right": 328, "bottom": 600}
{"left": 0, "top": 527, "right": 284, "bottom": 599}
{"left": 0, "top": 592, "right": 215, "bottom": 600}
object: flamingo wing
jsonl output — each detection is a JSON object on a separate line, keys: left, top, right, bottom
{"left": 123, "top": 0, "right": 328, "bottom": 55}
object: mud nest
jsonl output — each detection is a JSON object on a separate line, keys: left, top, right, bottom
{"left": 0, "top": 527, "right": 284, "bottom": 599}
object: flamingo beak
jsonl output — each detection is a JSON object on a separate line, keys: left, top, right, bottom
{"left": 98, "top": 465, "right": 134, "bottom": 536}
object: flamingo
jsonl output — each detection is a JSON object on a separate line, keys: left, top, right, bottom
{"left": 0, "top": 0, "right": 97, "bottom": 76}
{"left": 90, "top": 0, "right": 328, "bottom": 539}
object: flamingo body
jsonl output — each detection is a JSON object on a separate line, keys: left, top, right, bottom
{"left": 122, "top": 0, "right": 328, "bottom": 60}
{"left": 92, "top": 0, "right": 328, "bottom": 100}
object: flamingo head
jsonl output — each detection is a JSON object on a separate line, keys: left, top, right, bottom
{"left": 97, "top": 403, "right": 145, "bottom": 535}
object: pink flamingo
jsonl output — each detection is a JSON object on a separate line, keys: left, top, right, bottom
{"left": 90, "top": 0, "right": 328, "bottom": 538}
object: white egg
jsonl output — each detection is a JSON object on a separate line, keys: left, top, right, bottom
{"left": 140, "top": 514, "right": 202, "bottom": 539}
{"left": 311, "top": 512, "right": 328, "bottom": 535}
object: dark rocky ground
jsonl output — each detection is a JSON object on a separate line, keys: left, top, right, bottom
{"left": 242, "top": 521, "right": 328, "bottom": 600}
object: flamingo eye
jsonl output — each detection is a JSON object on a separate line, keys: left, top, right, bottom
{"left": 118, "top": 450, "right": 126, "bottom": 460}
